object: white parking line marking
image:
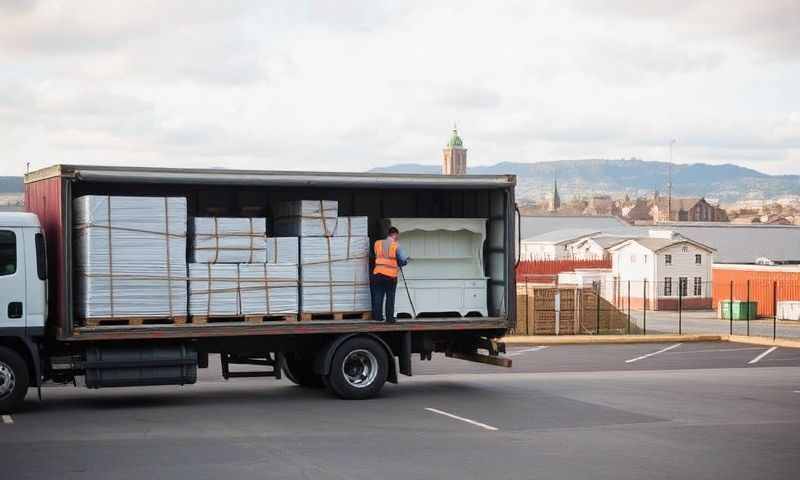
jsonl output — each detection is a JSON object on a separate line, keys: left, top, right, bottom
{"left": 1, "top": 415, "right": 13, "bottom": 424}
{"left": 425, "top": 408, "right": 498, "bottom": 431}
{"left": 506, "top": 346, "right": 548, "bottom": 357}
{"left": 748, "top": 347, "right": 778, "bottom": 365}
{"left": 625, "top": 344, "right": 681, "bottom": 363}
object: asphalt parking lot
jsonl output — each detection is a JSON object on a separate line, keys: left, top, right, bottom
{"left": 2, "top": 341, "right": 799, "bottom": 480}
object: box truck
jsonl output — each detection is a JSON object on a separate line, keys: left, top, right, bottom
{"left": 0, "top": 164, "right": 517, "bottom": 413}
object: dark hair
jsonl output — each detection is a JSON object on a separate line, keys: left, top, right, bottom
{"left": 388, "top": 226, "right": 399, "bottom": 235}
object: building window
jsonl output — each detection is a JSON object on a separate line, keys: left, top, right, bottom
{"left": 693, "top": 277, "right": 702, "bottom": 296}
{"left": 643, "top": 254, "right": 647, "bottom": 264}
{"left": 0, "top": 230, "right": 16, "bottom": 276}
{"left": 664, "top": 277, "right": 672, "bottom": 296}
{"left": 679, "top": 277, "right": 688, "bottom": 297}
{"left": 665, "top": 254, "right": 672, "bottom": 265}
{"left": 695, "top": 254, "right": 702, "bottom": 264}
{"left": 682, "top": 246, "right": 689, "bottom": 253}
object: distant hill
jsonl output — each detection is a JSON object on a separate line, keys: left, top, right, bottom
{"left": 0, "top": 176, "right": 23, "bottom": 193}
{"left": 370, "top": 159, "right": 800, "bottom": 202}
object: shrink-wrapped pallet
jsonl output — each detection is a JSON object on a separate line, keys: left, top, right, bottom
{"left": 274, "top": 200, "right": 340, "bottom": 237}
{"left": 265, "top": 237, "right": 299, "bottom": 264}
{"left": 301, "top": 258, "right": 371, "bottom": 313}
{"left": 192, "top": 217, "right": 267, "bottom": 263}
{"left": 188, "top": 264, "right": 240, "bottom": 316}
{"left": 300, "top": 236, "right": 369, "bottom": 265}
{"left": 275, "top": 215, "right": 368, "bottom": 238}
{"left": 188, "top": 264, "right": 299, "bottom": 317}
{"left": 73, "top": 195, "right": 188, "bottom": 320}
{"left": 239, "top": 264, "right": 299, "bottom": 315}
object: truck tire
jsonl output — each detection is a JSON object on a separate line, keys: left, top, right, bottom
{"left": 282, "top": 353, "right": 325, "bottom": 388}
{"left": 0, "top": 346, "right": 30, "bottom": 414}
{"left": 326, "top": 337, "right": 387, "bottom": 400}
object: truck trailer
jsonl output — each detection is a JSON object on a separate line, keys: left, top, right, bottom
{"left": 0, "top": 164, "right": 517, "bottom": 413}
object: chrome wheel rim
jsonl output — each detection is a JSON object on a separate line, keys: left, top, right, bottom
{"left": 341, "top": 349, "right": 378, "bottom": 389}
{"left": 0, "top": 361, "right": 15, "bottom": 399}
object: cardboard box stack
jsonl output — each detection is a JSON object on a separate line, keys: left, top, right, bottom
{"left": 188, "top": 217, "right": 299, "bottom": 318}
{"left": 275, "top": 200, "right": 371, "bottom": 315}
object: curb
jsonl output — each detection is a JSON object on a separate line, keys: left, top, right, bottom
{"left": 501, "top": 335, "right": 722, "bottom": 346}
{"left": 501, "top": 334, "right": 800, "bottom": 348}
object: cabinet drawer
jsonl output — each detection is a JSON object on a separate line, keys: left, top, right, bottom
{"left": 464, "top": 279, "right": 487, "bottom": 289}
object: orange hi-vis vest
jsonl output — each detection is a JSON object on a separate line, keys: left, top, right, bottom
{"left": 373, "top": 239, "right": 399, "bottom": 278}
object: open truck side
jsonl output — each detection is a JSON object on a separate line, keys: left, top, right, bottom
{"left": 0, "top": 164, "right": 516, "bottom": 412}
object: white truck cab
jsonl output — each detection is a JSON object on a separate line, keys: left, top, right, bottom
{"left": 0, "top": 212, "right": 47, "bottom": 412}
{"left": 0, "top": 212, "right": 48, "bottom": 336}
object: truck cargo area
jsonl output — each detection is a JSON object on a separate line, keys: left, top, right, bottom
{"left": 24, "top": 165, "right": 516, "bottom": 342}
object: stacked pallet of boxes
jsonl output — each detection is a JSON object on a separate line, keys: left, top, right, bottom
{"left": 274, "top": 201, "right": 371, "bottom": 319}
{"left": 188, "top": 217, "right": 299, "bottom": 322}
{"left": 74, "top": 195, "right": 188, "bottom": 325}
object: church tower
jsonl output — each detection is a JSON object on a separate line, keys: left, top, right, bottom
{"left": 442, "top": 126, "right": 467, "bottom": 175}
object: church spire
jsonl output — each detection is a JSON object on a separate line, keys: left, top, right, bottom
{"left": 551, "top": 170, "right": 561, "bottom": 211}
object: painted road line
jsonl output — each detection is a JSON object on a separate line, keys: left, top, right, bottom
{"left": 506, "top": 346, "right": 548, "bottom": 357}
{"left": 425, "top": 408, "right": 498, "bottom": 431}
{"left": 625, "top": 344, "right": 681, "bottom": 363}
{"left": 748, "top": 347, "right": 778, "bottom": 365}
{"left": 1, "top": 415, "right": 13, "bottom": 424}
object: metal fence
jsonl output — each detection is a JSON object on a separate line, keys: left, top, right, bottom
{"left": 513, "top": 276, "right": 800, "bottom": 340}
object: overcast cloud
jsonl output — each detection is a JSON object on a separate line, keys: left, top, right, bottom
{"left": 0, "top": 0, "right": 798, "bottom": 175}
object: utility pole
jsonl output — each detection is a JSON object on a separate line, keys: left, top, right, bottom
{"left": 668, "top": 139, "right": 676, "bottom": 221}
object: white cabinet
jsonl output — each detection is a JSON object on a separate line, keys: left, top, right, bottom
{"left": 386, "top": 218, "right": 488, "bottom": 317}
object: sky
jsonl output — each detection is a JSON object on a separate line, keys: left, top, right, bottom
{"left": 0, "top": 0, "right": 798, "bottom": 176}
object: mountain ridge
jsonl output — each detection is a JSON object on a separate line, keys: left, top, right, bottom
{"left": 370, "top": 159, "right": 799, "bottom": 202}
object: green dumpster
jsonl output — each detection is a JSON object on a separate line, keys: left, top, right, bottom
{"left": 719, "top": 301, "right": 758, "bottom": 320}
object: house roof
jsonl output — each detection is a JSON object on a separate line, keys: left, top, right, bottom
{"left": 610, "top": 236, "right": 716, "bottom": 254}
{"left": 521, "top": 215, "right": 629, "bottom": 240}
{"left": 590, "top": 235, "right": 633, "bottom": 248}
{"left": 522, "top": 228, "right": 601, "bottom": 245}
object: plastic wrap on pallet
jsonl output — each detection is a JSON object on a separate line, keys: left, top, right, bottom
{"left": 300, "top": 236, "right": 369, "bottom": 265}
{"left": 265, "top": 237, "right": 299, "bottom": 264}
{"left": 73, "top": 195, "right": 188, "bottom": 320}
{"left": 192, "top": 217, "right": 267, "bottom": 263}
{"left": 188, "top": 264, "right": 240, "bottom": 316}
{"left": 275, "top": 215, "right": 368, "bottom": 238}
{"left": 239, "top": 264, "right": 299, "bottom": 315}
{"left": 273, "top": 200, "right": 337, "bottom": 237}
{"left": 301, "top": 258, "right": 371, "bottom": 313}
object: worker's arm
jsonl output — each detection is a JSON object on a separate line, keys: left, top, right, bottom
{"left": 396, "top": 246, "right": 410, "bottom": 267}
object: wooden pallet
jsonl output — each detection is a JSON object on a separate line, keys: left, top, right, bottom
{"left": 189, "top": 314, "right": 298, "bottom": 324}
{"left": 83, "top": 316, "right": 188, "bottom": 327}
{"left": 300, "top": 311, "right": 371, "bottom": 321}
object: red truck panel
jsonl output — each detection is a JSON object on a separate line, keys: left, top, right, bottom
{"left": 25, "top": 177, "right": 67, "bottom": 336}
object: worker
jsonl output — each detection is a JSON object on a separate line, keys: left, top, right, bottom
{"left": 371, "top": 226, "right": 409, "bottom": 323}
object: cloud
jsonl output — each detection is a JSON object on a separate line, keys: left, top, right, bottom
{"left": 0, "top": 0, "right": 798, "bottom": 176}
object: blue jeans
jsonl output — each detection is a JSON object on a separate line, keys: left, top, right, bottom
{"left": 371, "top": 274, "right": 397, "bottom": 322}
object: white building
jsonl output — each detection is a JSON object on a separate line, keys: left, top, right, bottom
{"left": 608, "top": 231, "right": 715, "bottom": 310}
{"left": 519, "top": 229, "right": 600, "bottom": 260}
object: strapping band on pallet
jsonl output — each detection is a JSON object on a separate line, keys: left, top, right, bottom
{"left": 106, "top": 196, "right": 114, "bottom": 318}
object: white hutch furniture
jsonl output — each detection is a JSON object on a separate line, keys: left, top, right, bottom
{"left": 385, "top": 218, "right": 488, "bottom": 317}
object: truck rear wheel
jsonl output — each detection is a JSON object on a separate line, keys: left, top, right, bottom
{"left": 282, "top": 353, "right": 325, "bottom": 388}
{"left": 0, "top": 346, "right": 29, "bottom": 414}
{"left": 327, "top": 337, "right": 387, "bottom": 400}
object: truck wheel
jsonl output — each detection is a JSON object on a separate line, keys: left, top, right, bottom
{"left": 282, "top": 353, "right": 325, "bottom": 388}
{"left": 327, "top": 337, "right": 387, "bottom": 400}
{"left": 0, "top": 346, "right": 29, "bottom": 414}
